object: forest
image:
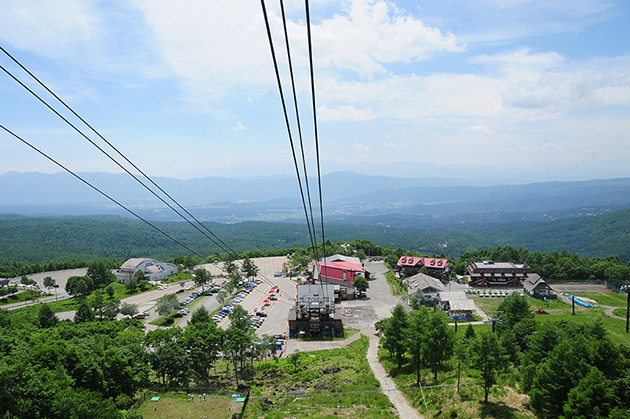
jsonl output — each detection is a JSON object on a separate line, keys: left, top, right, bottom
{"left": 377, "top": 295, "right": 630, "bottom": 418}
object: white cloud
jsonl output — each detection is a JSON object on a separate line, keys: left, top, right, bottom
{"left": 318, "top": 105, "right": 377, "bottom": 122}
{"left": 504, "top": 73, "right": 612, "bottom": 113}
{"left": 384, "top": 142, "right": 399, "bottom": 148}
{"left": 0, "top": 0, "right": 99, "bottom": 60}
{"left": 471, "top": 48, "right": 564, "bottom": 73}
{"left": 314, "top": 0, "right": 464, "bottom": 78}
{"left": 472, "top": 125, "right": 494, "bottom": 135}
{"left": 356, "top": 143, "right": 370, "bottom": 151}
{"left": 230, "top": 122, "right": 247, "bottom": 132}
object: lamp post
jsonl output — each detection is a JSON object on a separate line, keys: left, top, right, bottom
{"left": 623, "top": 285, "right": 630, "bottom": 334}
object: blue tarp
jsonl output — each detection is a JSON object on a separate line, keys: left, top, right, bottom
{"left": 568, "top": 295, "right": 595, "bottom": 308}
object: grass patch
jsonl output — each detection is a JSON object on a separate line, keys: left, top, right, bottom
{"left": 244, "top": 335, "right": 395, "bottom": 418}
{"left": 385, "top": 272, "right": 406, "bottom": 298}
{"left": 572, "top": 291, "right": 627, "bottom": 307}
{"left": 0, "top": 290, "right": 44, "bottom": 306}
{"left": 136, "top": 391, "right": 238, "bottom": 419}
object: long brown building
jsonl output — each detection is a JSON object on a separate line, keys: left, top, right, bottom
{"left": 467, "top": 260, "right": 532, "bottom": 287}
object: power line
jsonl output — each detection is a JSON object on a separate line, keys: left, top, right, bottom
{"left": 304, "top": 0, "right": 327, "bottom": 260}
{"left": 259, "top": 0, "right": 319, "bottom": 261}
{"left": 0, "top": 63, "right": 234, "bottom": 257}
{"left": 1, "top": 46, "right": 299, "bottom": 290}
{"left": 0, "top": 48, "right": 296, "bottom": 291}
{"left": 0, "top": 125, "right": 203, "bottom": 258}
{"left": 0, "top": 46, "right": 239, "bottom": 262}
{"left": 278, "top": 0, "right": 319, "bottom": 260}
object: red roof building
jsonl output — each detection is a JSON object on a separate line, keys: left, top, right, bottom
{"left": 397, "top": 256, "right": 449, "bottom": 281}
{"left": 314, "top": 260, "right": 365, "bottom": 299}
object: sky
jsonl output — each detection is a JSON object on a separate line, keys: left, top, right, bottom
{"left": 1, "top": 0, "right": 629, "bottom": 182}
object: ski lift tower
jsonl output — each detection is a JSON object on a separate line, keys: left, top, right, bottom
{"left": 484, "top": 311, "right": 504, "bottom": 333}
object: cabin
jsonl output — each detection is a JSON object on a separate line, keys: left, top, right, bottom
{"left": 406, "top": 272, "right": 446, "bottom": 300}
{"left": 522, "top": 274, "right": 557, "bottom": 300}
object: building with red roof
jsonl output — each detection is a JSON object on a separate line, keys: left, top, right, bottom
{"left": 313, "top": 255, "right": 366, "bottom": 299}
{"left": 396, "top": 256, "right": 450, "bottom": 281}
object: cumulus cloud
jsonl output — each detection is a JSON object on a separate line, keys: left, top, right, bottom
{"left": 318, "top": 105, "right": 377, "bottom": 122}
{"left": 314, "top": 0, "right": 464, "bottom": 78}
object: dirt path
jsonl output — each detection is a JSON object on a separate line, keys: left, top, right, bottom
{"left": 603, "top": 305, "right": 625, "bottom": 320}
{"left": 366, "top": 331, "right": 423, "bottom": 419}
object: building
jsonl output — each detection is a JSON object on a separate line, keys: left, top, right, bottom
{"left": 406, "top": 272, "right": 446, "bottom": 300}
{"left": 116, "top": 258, "right": 179, "bottom": 284}
{"left": 523, "top": 274, "right": 557, "bottom": 300}
{"left": 313, "top": 256, "right": 366, "bottom": 300}
{"left": 438, "top": 291, "right": 477, "bottom": 319}
{"left": 467, "top": 260, "right": 532, "bottom": 287}
{"left": 397, "top": 256, "right": 450, "bottom": 281}
{"left": 288, "top": 284, "right": 342, "bottom": 337}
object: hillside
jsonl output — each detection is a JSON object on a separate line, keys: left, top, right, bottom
{"left": 2, "top": 209, "right": 630, "bottom": 264}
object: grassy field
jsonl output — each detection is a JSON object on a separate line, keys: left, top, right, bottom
{"left": 136, "top": 392, "right": 240, "bottom": 419}
{"left": 244, "top": 335, "right": 395, "bottom": 418}
{"left": 470, "top": 290, "right": 630, "bottom": 346}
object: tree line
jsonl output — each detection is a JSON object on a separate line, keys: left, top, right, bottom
{"left": 378, "top": 293, "right": 630, "bottom": 418}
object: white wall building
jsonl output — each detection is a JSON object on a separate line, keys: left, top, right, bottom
{"left": 116, "top": 258, "right": 178, "bottom": 284}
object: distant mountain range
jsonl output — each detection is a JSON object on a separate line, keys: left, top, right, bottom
{"left": 2, "top": 171, "right": 630, "bottom": 224}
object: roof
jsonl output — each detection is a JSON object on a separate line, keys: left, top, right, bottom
{"left": 317, "top": 260, "right": 364, "bottom": 273}
{"left": 468, "top": 261, "right": 531, "bottom": 271}
{"left": 397, "top": 256, "right": 448, "bottom": 269}
{"left": 321, "top": 254, "right": 362, "bottom": 267}
{"left": 119, "top": 258, "right": 163, "bottom": 271}
{"left": 438, "top": 291, "right": 468, "bottom": 302}
{"left": 449, "top": 299, "right": 477, "bottom": 311}
{"left": 297, "top": 284, "right": 335, "bottom": 299}
{"left": 523, "top": 274, "right": 548, "bottom": 291}
{"left": 407, "top": 273, "right": 446, "bottom": 293}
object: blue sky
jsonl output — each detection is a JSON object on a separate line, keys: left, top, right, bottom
{"left": 1, "top": 0, "right": 629, "bottom": 181}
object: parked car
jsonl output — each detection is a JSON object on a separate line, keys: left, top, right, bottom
{"left": 134, "top": 312, "right": 150, "bottom": 319}
{"left": 274, "top": 271, "right": 282, "bottom": 277}
{"left": 256, "top": 312, "right": 268, "bottom": 317}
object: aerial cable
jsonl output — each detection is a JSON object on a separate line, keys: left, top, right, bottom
{"left": 1, "top": 52, "right": 297, "bottom": 291}
{"left": 0, "top": 55, "right": 286, "bottom": 289}
{"left": 0, "top": 125, "right": 203, "bottom": 259}
{"left": 259, "top": 0, "right": 319, "bottom": 260}
{"left": 305, "top": 0, "right": 330, "bottom": 296}
{"left": 0, "top": 46, "right": 236, "bottom": 260}
{"left": 278, "top": 0, "right": 319, "bottom": 261}
{"left": 0, "top": 62, "right": 233, "bottom": 258}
